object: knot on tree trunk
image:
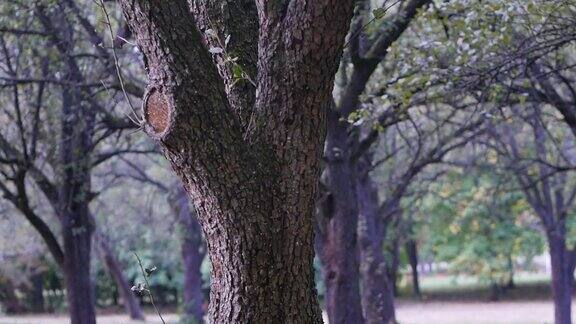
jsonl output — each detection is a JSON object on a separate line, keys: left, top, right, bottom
{"left": 143, "top": 86, "right": 171, "bottom": 137}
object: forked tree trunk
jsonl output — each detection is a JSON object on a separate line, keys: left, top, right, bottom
{"left": 120, "top": 1, "right": 354, "bottom": 322}
{"left": 548, "top": 234, "right": 574, "bottom": 324}
{"left": 169, "top": 188, "right": 205, "bottom": 323}
{"left": 95, "top": 232, "right": 145, "bottom": 320}
{"left": 356, "top": 154, "right": 396, "bottom": 324}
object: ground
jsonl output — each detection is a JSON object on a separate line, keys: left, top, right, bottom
{"left": 0, "top": 273, "right": 563, "bottom": 323}
{"left": 0, "top": 300, "right": 563, "bottom": 324}
{"left": 397, "top": 300, "right": 560, "bottom": 324}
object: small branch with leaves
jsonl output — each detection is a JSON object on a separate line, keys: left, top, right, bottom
{"left": 204, "top": 28, "right": 257, "bottom": 88}
{"left": 95, "top": 0, "right": 144, "bottom": 127}
{"left": 131, "top": 252, "right": 166, "bottom": 324}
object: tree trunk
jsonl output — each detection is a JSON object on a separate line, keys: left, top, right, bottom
{"left": 95, "top": 232, "right": 145, "bottom": 320}
{"left": 61, "top": 218, "right": 95, "bottom": 324}
{"left": 356, "top": 154, "right": 396, "bottom": 324}
{"left": 120, "top": 1, "right": 354, "bottom": 322}
{"left": 29, "top": 272, "right": 45, "bottom": 312}
{"left": 489, "top": 282, "right": 502, "bottom": 301}
{"left": 169, "top": 187, "right": 205, "bottom": 323}
{"left": 58, "top": 78, "right": 96, "bottom": 324}
{"left": 548, "top": 234, "right": 573, "bottom": 324}
{"left": 405, "top": 239, "right": 421, "bottom": 298}
{"left": 388, "top": 230, "right": 401, "bottom": 297}
{"left": 505, "top": 254, "right": 515, "bottom": 289}
{"left": 317, "top": 110, "right": 364, "bottom": 324}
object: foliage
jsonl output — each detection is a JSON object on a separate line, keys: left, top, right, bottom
{"left": 419, "top": 170, "right": 545, "bottom": 285}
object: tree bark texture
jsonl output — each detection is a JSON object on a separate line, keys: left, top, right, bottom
{"left": 120, "top": 1, "right": 354, "bottom": 322}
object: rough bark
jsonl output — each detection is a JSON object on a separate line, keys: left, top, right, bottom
{"left": 95, "top": 232, "right": 145, "bottom": 321}
{"left": 405, "top": 239, "right": 421, "bottom": 298}
{"left": 120, "top": 1, "right": 354, "bottom": 322}
{"left": 169, "top": 187, "right": 205, "bottom": 323}
{"left": 356, "top": 154, "right": 396, "bottom": 324}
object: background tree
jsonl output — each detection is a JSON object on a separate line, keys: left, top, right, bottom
{"left": 316, "top": 1, "right": 431, "bottom": 322}
{"left": 0, "top": 1, "right": 146, "bottom": 322}
{"left": 421, "top": 170, "right": 545, "bottom": 300}
{"left": 485, "top": 106, "right": 576, "bottom": 323}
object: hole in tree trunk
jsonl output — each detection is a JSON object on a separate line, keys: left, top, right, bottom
{"left": 144, "top": 88, "right": 170, "bottom": 134}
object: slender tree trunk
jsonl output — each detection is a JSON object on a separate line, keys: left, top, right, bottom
{"left": 489, "top": 281, "right": 502, "bottom": 301}
{"left": 169, "top": 188, "right": 205, "bottom": 323}
{"left": 317, "top": 110, "right": 364, "bottom": 324}
{"left": 61, "top": 218, "right": 94, "bottom": 324}
{"left": 95, "top": 232, "right": 144, "bottom": 320}
{"left": 388, "top": 230, "right": 401, "bottom": 297}
{"left": 356, "top": 154, "right": 396, "bottom": 324}
{"left": 548, "top": 234, "right": 573, "bottom": 324}
{"left": 405, "top": 239, "right": 421, "bottom": 298}
{"left": 181, "top": 225, "right": 205, "bottom": 324}
{"left": 29, "top": 272, "right": 45, "bottom": 312}
{"left": 506, "top": 254, "right": 515, "bottom": 289}
{"left": 58, "top": 82, "right": 96, "bottom": 324}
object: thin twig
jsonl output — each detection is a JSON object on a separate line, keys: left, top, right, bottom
{"left": 343, "top": 0, "right": 402, "bottom": 49}
{"left": 133, "top": 251, "right": 166, "bottom": 324}
{"left": 96, "top": 0, "right": 143, "bottom": 126}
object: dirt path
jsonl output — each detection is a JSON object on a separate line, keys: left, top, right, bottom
{"left": 396, "top": 300, "right": 560, "bottom": 324}
{"left": 0, "top": 300, "right": 564, "bottom": 323}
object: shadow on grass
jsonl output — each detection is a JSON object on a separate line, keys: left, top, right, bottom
{"left": 397, "top": 273, "right": 563, "bottom": 302}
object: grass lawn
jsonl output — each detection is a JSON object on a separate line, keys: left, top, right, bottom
{"left": 398, "top": 271, "right": 553, "bottom": 301}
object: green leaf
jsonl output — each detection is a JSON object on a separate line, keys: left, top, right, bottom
{"left": 373, "top": 8, "right": 386, "bottom": 20}
{"left": 232, "top": 64, "right": 243, "bottom": 79}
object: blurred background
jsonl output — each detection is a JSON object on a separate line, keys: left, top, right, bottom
{"left": 0, "top": 0, "right": 575, "bottom": 323}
